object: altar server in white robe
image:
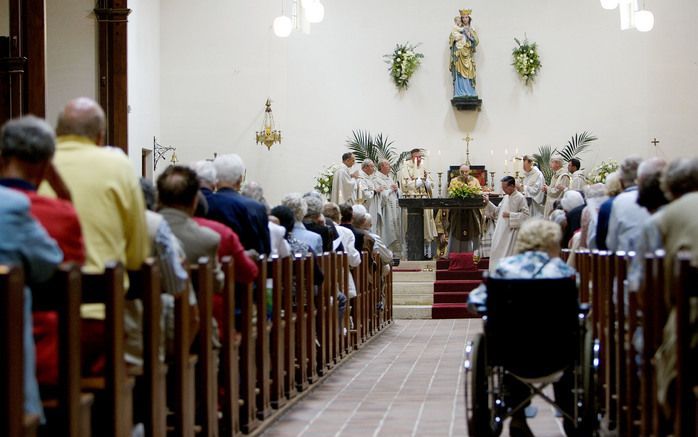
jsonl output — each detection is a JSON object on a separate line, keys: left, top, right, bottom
{"left": 331, "top": 152, "right": 358, "bottom": 205}
{"left": 374, "top": 159, "right": 402, "bottom": 252}
{"left": 519, "top": 155, "right": 545, "bottom": 217}
{"left": 568, "top": 158, "right": 587, "bottom": 192}
{"left": 357, "top": 159, "right": 381, "bottom": 233}
{"left": 397, "top": 148, "right": 439, "bottom": 258}
{"left": 484, "top": 176, "right": 530, "bottom": 272}
{"left": 543, "top": 157, "right": 571, "bottom": 218}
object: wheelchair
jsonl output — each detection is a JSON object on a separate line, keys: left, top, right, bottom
{"left": 464, "top": 276, "right": 600, "bottom": 436}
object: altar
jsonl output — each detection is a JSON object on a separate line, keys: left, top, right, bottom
{"left": 398, "top": 196, "right": 498, "bottom": 261}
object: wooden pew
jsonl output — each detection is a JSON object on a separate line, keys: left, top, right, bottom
{"left": 239, "top": 276, "right": 258, "bottom": 432}
{"left": 293, "top": 254, "right": 308, "bottom": 392}
{"left": 577, "top": 250, "right": 591, "bottom": 304}
{"left": 672, "top": 251, "right": 697, "bottom": 437}
{"left": 0, "top": 265, "right": 40, "bottom": 437}
{"left": 613, "top": 251, "right": 630, "bottom": 435}
{"left": 282, "top": 256, "right": 297, "bottom": 400}
{"left": 218, "top": 257, "right": 240, "bottom": 436}
{"left": 171, "top": 264, "right": 197, "bottom": 437}
{"left": 341, "top": 253, "right": 352, "bottom": 354}
{"left": 626, "top": 286, "right": 641, "bottom": 436}
{"left": 326, "top": 253, "right": 337, "bottom": 369}
{"left": 80, "top": 262, "right": 134, "bottom": 437}
{"left": 304, "top": 255, "right": 318, "bottom": 385}
{"left": 268, "top": 256, "right": 286, "bottom": 410}
{"left": 255, "top": 256, "right": 271, "bottom": 420}
{"left": 189, "top": 258, "right": 218, "bottom": 437}
{"left": 33, "top": 264, "right": 93, "bottom": 437}
{"left": 316, "top": 253, "right": 329, "bottom": 376}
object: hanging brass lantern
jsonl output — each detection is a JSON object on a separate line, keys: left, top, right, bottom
{"left": 255, "top": 99, "right": 282, "bottom": 150}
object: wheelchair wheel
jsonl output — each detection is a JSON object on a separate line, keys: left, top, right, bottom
{"left": 579, "top": 325, "right": 600, "bottom": 435}
{"left": 465, "top": 333, "right": 503, "bottom": 437}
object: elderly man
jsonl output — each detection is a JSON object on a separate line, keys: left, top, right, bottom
{"left": 373, "top": 159, "right": 401, "bottom": 253}
{"left": 357, "top": 159, "right": 382, "bottom": 233}
{"left": 39, "top": 97, "right": 149, "bottom": 367}
{"left": 542, "top": 156, "right": 571, "bottom": 218}
{"left": 209, "top": 153, "right": 270, "bottom": 255}
{"left": 483, "top": 176, "right": 530, "bottom": 272}
{"left": 443, "top": 164, "right": 483, "bottom": 253}
{"left": 331, "top": 152, "right": 358, "bottom": 204}
{"left": 0, "top": 115, "right": 86, "bottom": 387}
{"left": 281, "top": 192, "right": 322, "bottom": 254}
{"left": 519, "top": 155, "right": 545, "bottom": 217}
{"left": 606, "top": 156, "right": 649, "bottom": 252}
{"left": 397, "top": 148, "right": 438, "bottom": 259}
{"left": 568, "top": 158, "right": 587, "bottom": 192}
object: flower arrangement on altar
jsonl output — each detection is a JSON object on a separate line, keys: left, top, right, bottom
{"left": 448, "top": 178, "right": 483, "bottom": 199}
{"left": 512, "top": 36, "right": 541, "bottom": 85}
{"left": 314, "top": 163, "right": 340, "bottom": 200}
{"left": 587, "top": 160, "right": 620, "bottom": 184}
{"left": 384, "top": 42, "right": 424, "bottom": 90}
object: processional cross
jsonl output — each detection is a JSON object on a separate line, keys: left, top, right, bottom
{"left": 463, "top": 134, "right": 473, "bottom": 165}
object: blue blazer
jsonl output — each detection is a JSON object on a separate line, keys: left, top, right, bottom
{"left": 205, "top": 188, "right": 271, "bottom": 255}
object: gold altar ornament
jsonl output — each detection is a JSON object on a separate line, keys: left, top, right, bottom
{"left": 459, "top": 9, "right": 471, "bottom": 16}
{"left": 255, "top": 98, "right": 282, "bottom": 150}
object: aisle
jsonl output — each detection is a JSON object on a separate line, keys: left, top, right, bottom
{"left": 261, "top": 319, "right": 566, "bottom": 437}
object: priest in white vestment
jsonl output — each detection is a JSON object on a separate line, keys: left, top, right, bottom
{"left": 357, "top": 159, "right": 381, "bottom": 233}
{"left": 330, "top": 152, "right": 358, "bottom": 205}
{"left": 543, "top": 157, "right": 571, "bottom": 218}
{"left": 484, "top": 176, "right": 530, "bottom": 272}
{"left": 519, "top": 155, "right": 545, "bottom": 217}
{"left": 397, "top": 148, "right": 439, "bottom": 258}
{"left": 374, "top": 159, "right": 402, "bottom": 252}
{"left": 568, "top": 158, "right": 587, "bottom": 192}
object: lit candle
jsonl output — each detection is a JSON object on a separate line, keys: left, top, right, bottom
{"left": 490, "top": 149, "right": 494, "bottom": 157}
{"left": 504, "top": 159, "right": 508, "bottom": 172}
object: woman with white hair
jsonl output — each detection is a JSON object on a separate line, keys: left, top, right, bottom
{"left": 580, "top": 183, "right": 608, "bottom": 249}
{"left": 280, "top": 192, "right": 322, "bottom": 254}
{"left": 560, "top": 190, "right": 585, "bottom": 247}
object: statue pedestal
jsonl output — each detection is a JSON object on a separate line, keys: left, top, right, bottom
{"left": 451, "top": 96, "right": 482, "bottom": 111}
{"left": 398, "top": 197, "right": 491, "bottom": 261}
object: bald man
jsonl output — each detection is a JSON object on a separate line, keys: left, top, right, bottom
{"left": 40, "top": 97, "right": 149, "bottom": 366}
{"left": 443, "top": 164, "right": 483, "bottom": 253}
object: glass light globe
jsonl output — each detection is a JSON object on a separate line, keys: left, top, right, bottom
{"left": 273, "top": 15, "right": 293, "bottom": 37}
{"left": 306, "top": 2, "right": 325, "bottom": 24}
{"left": 635, "top": 9, "right": 654, "bottom": 32}
{"left": 600, "top": 0, "right": 619, "bottom": 10}
{"left": 301, "top": 0, "right": 313, "bottom": 7}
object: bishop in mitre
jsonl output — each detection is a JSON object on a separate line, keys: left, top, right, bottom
{"left": 484, "top": 176, "right": 530, "bottom": 272}
{"left": 443, "top": 164, "right": 483, "bottom": 252}
{"left": 374, "top": 159, "right": 402, "bottom": 253}
{"left": 543, "top": 156, "right": 571, "bottom": 218}
{"left": 357, "top": 159, "right": 381, "bottom": 233}
{"left": 331, "top": 152, "right": 358, "bottom": 205}
{"left": 397, "top": 148, "right": 438, "bottom": 259}
{"left": 519, "top": 155, "right": 545, "bottom": 217}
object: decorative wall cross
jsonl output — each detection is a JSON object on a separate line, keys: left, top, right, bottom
{"left": 651, "top": 138, "right": 660, "bottom": 147}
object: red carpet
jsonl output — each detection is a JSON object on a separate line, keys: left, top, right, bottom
{"left": 431, "top": 258, "right": 487, "bottom": 319}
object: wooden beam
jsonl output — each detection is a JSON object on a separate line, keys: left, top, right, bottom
{"left": 22, "top": 0, "right": 46, "bottom": 117}
{"left": 94, "top": 1, "right": 130, "bottom": 153}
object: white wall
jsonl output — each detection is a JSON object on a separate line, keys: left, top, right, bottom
{"left": 155, "top": 0, "right": 698, "bottom": 204}
{"left": 45, "top": 0, "right": 98, "bottom": 127}
{"left": 0, "top": 0, "right": 9, "bottom": 36}
{"left": 128, "top": 0, "right": 161, "bottom": 175}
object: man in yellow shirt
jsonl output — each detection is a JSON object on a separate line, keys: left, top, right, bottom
{"left": 41, "top": 97, "right": 149, "bottom": 366}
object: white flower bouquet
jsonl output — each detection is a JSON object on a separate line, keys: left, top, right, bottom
{"left": 512, "top": 37, "right": 541, "bottom": 85}
{"left": 314, "top": 163, "right": 340, "bottom": 200}
{"left": 384, "top": 42, "right": 424, "bottom": 90}
{"left": 587, "top": 160, "right": 619, "bottom": 184}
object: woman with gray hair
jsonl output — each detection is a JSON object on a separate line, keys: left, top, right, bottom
{"left": 580, "top": 183, "right": 608, "bottom": 249}
{"left": 467, "top": 218, "right": 576, "bottom": 435}
{"left": 281, "top": 192, "right": 322, "bottom": 254}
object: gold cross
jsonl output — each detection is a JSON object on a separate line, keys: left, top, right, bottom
{"left": 463, "top": 134, "right": 473, "bottom": 165}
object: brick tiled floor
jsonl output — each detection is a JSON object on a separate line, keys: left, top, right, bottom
{"left": 262, "top": 319, "right": 568, "bottom": 437}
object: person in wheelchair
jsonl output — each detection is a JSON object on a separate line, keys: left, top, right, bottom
{"left": 467, "top": 218, "right": 589, "bottom": 437}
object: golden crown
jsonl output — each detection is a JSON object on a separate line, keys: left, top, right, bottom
{"left": 459, "top": 9, "right": 472, "bottom": 17}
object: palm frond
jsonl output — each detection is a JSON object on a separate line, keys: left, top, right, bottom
{"left": 557, "top": 131, "right": 597, "bottom": 162}
{"left": 346, "top": 130, "right": 373, "bottom": 163}
{"left": 345, "top": 129, "right": 407, "bottom": 178}
{"left": 532, "top": 144, "right": 556, "bottom": 185}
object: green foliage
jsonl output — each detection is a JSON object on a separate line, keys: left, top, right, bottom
{"left": 384, "top": 42, "right": 424, "bottom": 90}
{"left": 532, "top": 132, "right": 597, "bottom": 184}
{"left": 512, "top": 36, "right": 541, "bottom": 84}
{"left": 448, "top": 178, "right": 483, "bottom": 199}
{"left": 345, "top": 130, "right": 406, "bottom": 178}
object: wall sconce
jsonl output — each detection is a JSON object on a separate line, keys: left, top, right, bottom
{"left": 153, "top": 136, "right": 178, "bottom": 170}
{"left": 255, "top": 99, "right": 282, "bottom": 150}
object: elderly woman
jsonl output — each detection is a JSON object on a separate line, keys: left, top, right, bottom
{"left": 280, "top": 192, "right": 322, "bottom": 254}
{"left": 560, "top": 190, "right": 586, "bottom": 248}
{"left": 467, "top": 218, "right": 577, "bottom": 437}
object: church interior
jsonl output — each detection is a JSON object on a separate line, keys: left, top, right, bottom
{"left": 1, "top": 0, "right": 697, "bottom": 436}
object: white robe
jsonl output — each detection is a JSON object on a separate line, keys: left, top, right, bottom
{"left": 373, "top": 171, "right": 401, "bottom": 250}
{"left": 485, "top": 191, "right": 530, "bottom": 272}
{"left": 522, "top": 166, "right": 545, "bottom": 217}
{"left": 397, "top": 159, "right": 438, "bottom": 241}
{"left": 331, "top": 164, "right": 356, "bottom": 205}
{"left": 543, "top": 167, "right": 571, "bottom": 218}
{"left": 570, "top": 170, "right": 587, "bottom": 192}
{"left": 357, "top": 170, "right": 380, "bottom": 233}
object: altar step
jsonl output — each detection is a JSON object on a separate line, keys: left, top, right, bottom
{"left": 431, "top": 257, "right": 487, "bottom": 320}
{"left": 391, "top": 262, "right": 435, "bottom": 319}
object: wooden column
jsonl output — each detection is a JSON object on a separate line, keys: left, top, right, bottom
{"left": 94, "top": 1, "right": 130, "bottom": 153}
